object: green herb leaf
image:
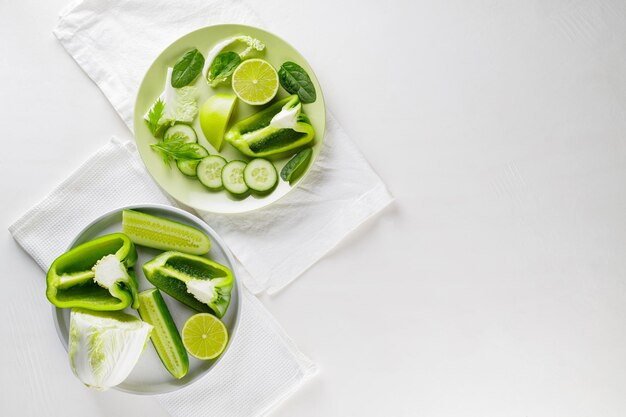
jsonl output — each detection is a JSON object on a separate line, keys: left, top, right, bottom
{"left": 172, "top": 49, "right": 205, "bottom": 88}
{"left": 151, "top": 137, "right": 206, "bottom": 167}
{"left": 278, "top": 61, "right": 317, "bottom": 104}
{"left": 207, "top": 52, "right": 241, "bottom": 87}
{"left": 146, "top": 99, "right": 166, "bottom": 136}
{"left": 280, "top": 147, "right": 313, "bottom": 183}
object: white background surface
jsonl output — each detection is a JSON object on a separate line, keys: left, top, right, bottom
{"left": 2, "top": 0, "right": 626, "bottom": 416}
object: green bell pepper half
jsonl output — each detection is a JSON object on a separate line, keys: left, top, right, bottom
{"left": 224, "top": 95, "right": 315, "bottom": 158}
{"left": 142, "top": 251, "right": 234, "bottom": 318}
{"left": 46, "top": 233, "right": 139, "bottom": 311}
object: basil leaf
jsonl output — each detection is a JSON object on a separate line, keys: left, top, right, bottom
{"left": 207, "top": 52, "right": 241, "bottom": 87}
{"left": 278, "top": 61, "right": 317, "bottom": 104}
{"left": 171, "top": 49, "right": 205, "bottom": 88}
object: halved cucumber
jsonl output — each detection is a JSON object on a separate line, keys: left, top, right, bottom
{"left": 137, "top": 289, "right": 189, "bottom": 379}
{"left": 176, "top": 146, "right": 209, "bottom": 177}
{"left": 164, "top": 124, "right": 197, "bottom": 143}
{"left": 122, "top": 209, "right": 210, "bottom": 255}
{"left": 197, "top": 155, "right": 227, "bottom": 190}
{"left": 221, "top": 160, "right": 249, "bottom": 195}
{"left": 243, "top": 158, "right": 277, "bottom": 192}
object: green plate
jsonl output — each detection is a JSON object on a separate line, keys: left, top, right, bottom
{"left": 134, "top": 24, "right": 326, "bottom": 213}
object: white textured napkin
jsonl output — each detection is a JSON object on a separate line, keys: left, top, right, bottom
{"left": 53, "top": 0, "right": 393, "bottom": 294}
{"left": 9, "top": 137, "right": 317, "bottom": 417}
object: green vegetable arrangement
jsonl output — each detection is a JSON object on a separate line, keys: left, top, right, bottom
{"left": 143, "top": 34, "right": 319, "bottom": 198}
{"left": 46, "top": 210, "right": 235, "bottom": 389}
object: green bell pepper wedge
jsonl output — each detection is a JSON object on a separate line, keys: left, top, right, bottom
{"left": 224, "top": 95, "right": 315, "bottom": 158}
{"left": 46, "top": 233, "right": 139, "bottom": 311}
{"left": 142, "top": 251, "right": 234, "bottom": 318}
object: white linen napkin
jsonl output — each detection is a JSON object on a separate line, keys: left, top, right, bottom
{"left": 9, "top": 137, "right": 317, "bottom": 417}
{"left": 53, "top": 0, "right": 393, "bottom": 294}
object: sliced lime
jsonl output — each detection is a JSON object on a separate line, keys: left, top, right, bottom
{"left": 231, "top": 59, "right": 279, "bottom": 105}
{"left": 182, "top": 313, "right": 228, "bottom": 360}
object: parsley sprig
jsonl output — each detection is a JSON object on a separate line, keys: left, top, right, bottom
{"left": 151, "top": 133, "right": 206, "bottom": 167}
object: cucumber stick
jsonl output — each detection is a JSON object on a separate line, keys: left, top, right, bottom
{"left": 122, "top": 209, "right": 210, "bottom": 255}
{"left": 137, "top": 289, "right": 189, "bottom": 379}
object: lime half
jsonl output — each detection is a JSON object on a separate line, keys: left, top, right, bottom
{"left": 232, "top": 59, "right": 279, "bottom": 105}
{"left": 182, "top": 313, "right": 228, "bottom": 360}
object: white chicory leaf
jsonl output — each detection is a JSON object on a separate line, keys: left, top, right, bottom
{"left": 69, "top": 308, "right": 152, "bottom": 390}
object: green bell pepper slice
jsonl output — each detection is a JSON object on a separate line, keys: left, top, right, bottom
{"left": 46, "top": 233, "right": 139, "bottom": 311}
{"left": 224, "top": 95, "right": 315, "bottom": 158}
{"left": 142, "top": 251, "right": 234, "bottom": 318}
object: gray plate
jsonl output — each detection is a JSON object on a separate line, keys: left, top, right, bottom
{"left": 52, "top": 204, "right": 242, "bottom": 394}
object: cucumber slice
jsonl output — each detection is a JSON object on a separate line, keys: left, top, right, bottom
{"left": 137, "top": 289, "right": 189, "bottom": 379}
{"left": 122, "top": 209, "right": 210, "bottom": 255}
{"left": 176, "top": 146, "right": 209, "bottom": 177}
{"left": 280, "top": 147, "right": 313, "bottom": 183}
{"left": 221, "top": 160, "right": 249, "bottom": 195}
{"left": 243, "top": 158, "right": 277, "bottom": 192}
{"left": 197, "top": 155, "right": 227, "bottom": 190}
{"left": 164, "top": 124, "right": 197, "bottom": 143}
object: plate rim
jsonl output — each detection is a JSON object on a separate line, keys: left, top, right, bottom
{"left": 51, "top": 203, "right": 243, "bottom": 395}
{"left": 133, "top": 23, "right": 327, "bottom": 214}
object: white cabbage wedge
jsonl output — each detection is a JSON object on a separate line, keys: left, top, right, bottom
{"left": 69, "top": 308, "right": 152, "bottom": 390}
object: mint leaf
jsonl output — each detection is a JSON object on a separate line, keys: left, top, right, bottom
{"left": 207, "top": 52, "right": 241, "bottom": 87}
{"left": 172, "top": 49, "right": 205, "bottom": 88}
{"left": 278, "top": 61, "right": 316, "bottom": 104}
